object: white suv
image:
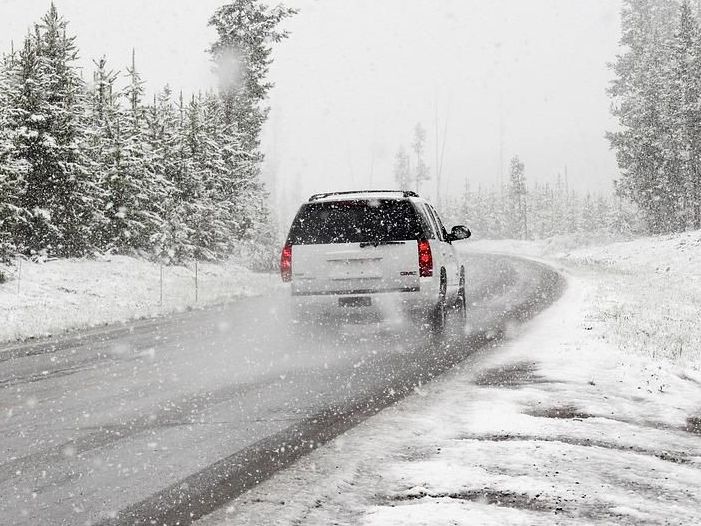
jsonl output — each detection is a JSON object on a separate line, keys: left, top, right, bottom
{"left": 280, "top": 190, "right": 471, "bottom": 331}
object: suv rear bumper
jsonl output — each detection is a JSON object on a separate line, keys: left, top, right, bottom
{"left": 287, "top": 279, "right": 438, "bottom": 321}
{"left": 292, "top": 286, "right": 419, "bottom": 296}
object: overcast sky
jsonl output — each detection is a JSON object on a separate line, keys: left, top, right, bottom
{"left": 0, "top": 0, "right": 623, "bottom": 216}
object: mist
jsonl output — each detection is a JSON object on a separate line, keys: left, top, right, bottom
{"left": 264, "top": 0, "right": 623, "bottom": 220}
{"left": 0, "top": 0, "right": 623, "bottom": 222}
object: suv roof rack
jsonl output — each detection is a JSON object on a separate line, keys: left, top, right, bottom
{"left": 308, "top": 190, "right": 420, "bottom": 201}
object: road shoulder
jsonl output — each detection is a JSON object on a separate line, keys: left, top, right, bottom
{"left": 0, "top": 255, "right": 279, "bottom": 347}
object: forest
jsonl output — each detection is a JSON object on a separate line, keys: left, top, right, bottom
{"left": 0, "top": 1, "right": 294, "bottom": 266}
{"left": 440, "top": 157, "right": 639, "bottom": 241}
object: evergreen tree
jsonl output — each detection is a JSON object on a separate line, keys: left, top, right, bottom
{"left": 670, "top": 0, "right": 701, "bottom": 228}
{"left": 6, "top": 5, "right": 97, "bottom": 257}
{"left": 507, "top": 155, "right": 528, "bottom": 239}
{"left": 605, "top": 0, "right": 701, "bottom": 233}
{"left": 661, "top": 0, "right": 699, "bottom": 229}
{"left": 411, "top": 123, "right": 430, "bottom": 193}
{"left": 86, "top": 54, "right": 172, "bottom": 255}
{"left": 539, "top": 183, "right": 556, "bottom": 238}
{"left": 581, "top": 193, "right": 598, "bottom": 232}
{"left": 83, "top": 56, "right": 117, "bottom": 248}
{"left": 0, "top": 47, "right": 27, "bottom": 260}
{"left": 118, "top": 52, "right": 171, "bottom": 255}
{"left": 208, "top": 0, "right": 296, "bottom": 255}
{"left": 209, "top": 0, "right": 296, "bottom": 151}
{"left": 144, "top": 86, "right": 188, "bottom": 262}
{"left": 393, "top": 145, "right": 411, "bottom": 189}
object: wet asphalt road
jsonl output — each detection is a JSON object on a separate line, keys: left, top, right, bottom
{"left": 0, "top": 252, "right": 564, "bottom": 525}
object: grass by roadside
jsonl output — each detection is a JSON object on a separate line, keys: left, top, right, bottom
{"left": 0, "top": 255, "right": 279, "bottom": 343}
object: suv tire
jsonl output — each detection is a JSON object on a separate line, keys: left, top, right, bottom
{"left": 431, "top": 269, "right": 448, "bottom": 334}
{"left": 456, "top": 266, "right": 467, "bottom": 323}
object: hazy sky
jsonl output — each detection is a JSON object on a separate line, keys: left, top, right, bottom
{"left": 1, "top": 0, "right": 623, "bottom": 216}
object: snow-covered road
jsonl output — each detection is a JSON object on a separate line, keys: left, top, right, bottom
{"left": 196, "top": 236, "right": 701, "bottom": 526}
{"left": 0, "top": 252, "right": 562, "bottom": 525}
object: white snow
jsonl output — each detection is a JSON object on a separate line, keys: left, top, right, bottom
{"left": 197, "top": 231, "right": 701, "bottom": 525}
{"left": 473, "top": 230, "right": 701, "bottom": 370}
{"left": 0, "top": 255, "right": 278, "bottom": 343}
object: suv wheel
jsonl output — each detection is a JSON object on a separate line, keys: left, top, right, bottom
{"left": 431, "top": 269, "right": 447, "bottom": 333}
{"left": 456, "top": 266, "right": 467, "bottom": 323}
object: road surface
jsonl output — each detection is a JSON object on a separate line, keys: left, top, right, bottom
{"left": 0, "top": 252, "right": 563, "bottom": 525}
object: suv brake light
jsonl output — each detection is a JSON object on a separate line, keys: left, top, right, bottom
{"left": 418, "top": 240, "right": 433, "bottom": 277}
{"left": 280, "top": 244, "right": 292, "bottom": 282}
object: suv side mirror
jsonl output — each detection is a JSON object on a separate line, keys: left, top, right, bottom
{"left": 448, "top": 225, "right": 471, "bottom": 242}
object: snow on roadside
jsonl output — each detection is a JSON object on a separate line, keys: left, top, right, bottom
{"left": 474, "top": 230, "right": 701, "bottom": 371}
{"left": 0, "top": 255, "right": 278, "bottom": 343}
{"left": 197, "top": 232, "right": 701, "bottom": 525}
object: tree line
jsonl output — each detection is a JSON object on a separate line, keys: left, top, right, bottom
{"left": 440, "top": 156, "right": 640, "bottom": 240}
{"left": 0, "top": 1, "right": 295, "bottom": 265}
{"left": 609, "top": 0, "right": 701, "bottom": 233}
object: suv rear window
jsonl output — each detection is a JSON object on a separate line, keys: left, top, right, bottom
{"left": 287, "top": 199, "right": 423, "bottom": 245}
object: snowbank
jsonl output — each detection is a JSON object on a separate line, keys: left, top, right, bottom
{"left": 0, "top": 255, "right": 278, "bottom": 343}
{"left": 468, "top": 231, "right": 632, "bottom": 258}
{"left": 474, "top": 230, "right": 701, "bottom": 370}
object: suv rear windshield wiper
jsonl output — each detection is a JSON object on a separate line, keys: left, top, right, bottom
{"left": 359, "top": 240, "right": 407, "bottom": 248}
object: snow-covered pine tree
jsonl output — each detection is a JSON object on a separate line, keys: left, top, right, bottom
{"left": 566, "top": 189, "right": 581, "bottom": 233}
{"left": 195, "top": 90, "right": 266, "bottom": 261}
{"left": 608, "top": 0, "right": 686, "bottom": 234}
{"left": 181, "top": 93, "right": 217, "bottom": 259}
{"left": 83, "top": 56, "right": 117, "bottom": 249}
{"left": 411, "top": 123, "right": 431, "bottom": 193}
{"left": 0, "top": 47, "right": 27, "bottom": 261}
{"left": 525, "top": 181, "right": 539, "bottom": 239}
{"left": 208, "top": 0, "right": 296, "bottom": 260}
{"left": 86, "top": 54, "right": 172, "bottom": 256}
{"left": 118, "top": 51, "right": 171, "bottom": 255}
{"left": 486, "top": 187, "right": 505, "bottom": 239}
{"left": 595, "top": 195, "right": 612, "bottom": 231}
{"left": 672, "top": 0, "right": 701, "bottom": 228}
{"left": 507, "top": 155, "right": 528, "bottom": 239}
{"left": 539, "top": 182, "right": 556, "bottom": 239}
{"left": 144, "top": 85, "right": 193, "bottom": 263}
{"left": 468, "top": 184, "right": 488, "bottom": 238}
{"left": 580, "top": 193, "right": 598, "bottom": 232}
{"left": 661, "top": 0, "right": 700, "bottom": 230}
{"left": 393, "top": 146, "right": 411, "bottom": 189}
{"left": 691, "top": 2, "right": 701, "bottom": 227}
{"left": 171, "top": 90, "right": 235, "bottom": 262}
{"left": 458, "top": 181, "right": 474, "bottom": 229}
{"left": 7, "top": 5, "right": 98, "bottom": 257}
{"left": 209, "top": 0, "right": 296, "bottom": 153}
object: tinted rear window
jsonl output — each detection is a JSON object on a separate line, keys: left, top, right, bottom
{"left": 287, "top": 199, "right": 423, "bottom": 244}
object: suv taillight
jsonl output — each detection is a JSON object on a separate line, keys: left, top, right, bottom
{"left": 418, "top": 240, "right": 433, "bottom": 277}
{"left": 280, "top": 244, "right": 292, "bottom": 282}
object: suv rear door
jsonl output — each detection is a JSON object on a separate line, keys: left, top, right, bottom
{"left": 286, "top": 199, "right": 423, "bottom": 296}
